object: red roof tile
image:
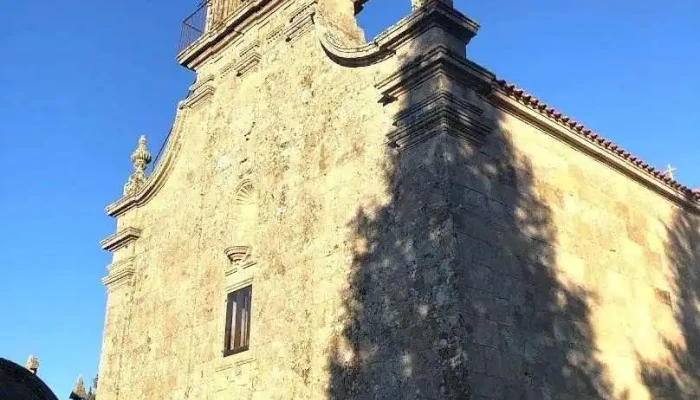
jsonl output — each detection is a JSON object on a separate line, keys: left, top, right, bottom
{"left": 494, "top": 79, "right": 700, "bottom": 203}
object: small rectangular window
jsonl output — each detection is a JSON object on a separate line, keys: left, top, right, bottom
{"left": 224, "top": 285, "right": 252, "bottom": 356}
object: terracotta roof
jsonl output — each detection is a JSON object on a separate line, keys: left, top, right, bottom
{"left": 494, "top": 79, "right": 700, "bottom": 202}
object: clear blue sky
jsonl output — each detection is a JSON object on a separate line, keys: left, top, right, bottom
{"left": 0, "top": 0, "right": 698, "bottom": 397}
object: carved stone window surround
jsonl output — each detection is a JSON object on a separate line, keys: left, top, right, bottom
{"left": 218, "top": 275, "right": 256, "bottom": 375}
{"left": 215, "top": 350, "right": 255, "bottom": 376}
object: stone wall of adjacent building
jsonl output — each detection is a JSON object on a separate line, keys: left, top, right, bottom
{"left": 97, "top": 1, "right": 700, "bottom": 399}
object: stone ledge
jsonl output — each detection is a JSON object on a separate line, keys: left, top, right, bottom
{"left": 215, "top": 354, "right": 255, "bottom": 373}
{"left": 102, "top": 256, "right": 136, "bottom": 290}
{"left": 102, "top": 266, "right": 136, "bottom": 290}
{"left": 375, "top": 45, "right": 494, "bottom": 104}
{"left": 387, "top": 91, "right": 494, "bottom": 150}
{"left": 100, "top": 227, "right": 142, "bottom": 252}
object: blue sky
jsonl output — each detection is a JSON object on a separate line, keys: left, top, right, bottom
{"left": 0, "top": 0, "right": 698, "bottom": 396}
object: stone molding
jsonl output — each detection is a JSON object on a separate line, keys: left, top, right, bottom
{"left": 182, "top": 75, "right": 217, "bottom": 109}
{"left": 239, "top": 40, "right": 260, "bottom": 58}
{"left": 225, "top": 276, "right": 255, "bottom": 293}
{"left": 234, "top": 48, "right": 262, "bottom": 77}
{"left": 315, "top": 15, "right": 392, "bottom": 67}
{"left": 266, "top": 24, "right": 285, "bottom": 44}
{"left": 376, "top": 45, "right": 494, "bottom": 150}
{"left": 100, "top": 228, "right": 142, "bottom": 252}
{"left": 225, "top": 245, "right": 252, "bottom": 263}
{"left": 190, "top": 74, "right": 215, "bottom": 93}
{"left": 102, "top": 257, "right": 136, "bottom": 290}
{"left": 225, "top": 246, "right": 256, "bottom": 275}
{"left": 375, "top": 45, "right": 493, "bottom": 103}
{"left": 215, "top": 354, "right": 255, "bottom": 374}
{"left": 387, "top": 91, "right": 493, "bottom": 150}
{"left": 220, "top": 60, "right": 239, "bottom": 77}
{"left": 489, "top": 89, "right": 700, "bottom": 214}
{"left": 284, "top": 2, "right": 315, "bottom": 43}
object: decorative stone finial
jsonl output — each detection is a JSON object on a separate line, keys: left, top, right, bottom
{"left": 70, "top": 375, "right": 88, "bottom": 400}
{"left": 411, "top": 0, "right": 453, "bottom": 11}
{"left": 123, "top": 135, "right": 153, "bottom": 196}
{"left": 25, "top": 355, "right": 39, "bottom": 374}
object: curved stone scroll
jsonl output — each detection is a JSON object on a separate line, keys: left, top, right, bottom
{"left": 106, "top": 104, "right": 188, "bottom": 217}
{"left": 313, "top": 13, "right": 394, "bottom": 67}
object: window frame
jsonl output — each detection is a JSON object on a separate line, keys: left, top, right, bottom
{"left": 223, "top": 285, "right": 252, "bottom": 357}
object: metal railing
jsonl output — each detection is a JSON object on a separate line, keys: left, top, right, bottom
{"left": 179, "top": 1, "right": 209, "bottom": 53}
{"left": 178, "top": 0, "right": 250, "bottom": 53}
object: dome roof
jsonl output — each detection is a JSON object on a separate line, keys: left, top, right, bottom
{"left": 0, "top": 357, "right": 58, "bottom": 400}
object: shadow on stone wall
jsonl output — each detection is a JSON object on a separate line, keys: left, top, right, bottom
{"left": 326, "top": 25, "right": 618, "bottom": 398}
{"left": 640, "top": 207, "right": 700, "bottom": 399}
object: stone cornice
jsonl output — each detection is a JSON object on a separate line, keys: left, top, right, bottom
{"left": 375, "top": 45, "right": 494, "bottom": 103}
{"left": 387, "top": 91, "right": 493, "bottom": 150}
{"left": 182, "top": 75, "right": 217, "bottom": 109}
{"left": 100, "top": 228, "right": 142, "bottom": 252}
{"left": 102, "top": 266, "right": 136, "bottom": 289}
{"left": 105, "top": 104, "right": 187, "bottom": 218}
{"left": 285, "top": 2, "right": 316, "bottom": 43}
{"left": 102, "top": 256, "right": 136, "bottom": 290}
{"left": 493, "top": 81, "right": 700, "bottom": 206}
{"left": 234, "top": 49, "right": 262, "bottom": 77}
{"left": 489, "top": 88, "right": 700, "bottom": 213}
{"left": 177, "top": 0, "right": 290, "bottom": 70}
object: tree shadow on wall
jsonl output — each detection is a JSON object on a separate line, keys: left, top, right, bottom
{"left": 326, "top": 34, "right": 619, "bottom": 400}
{"left": 640, "top": 206, "right": 700, "bottom": 399}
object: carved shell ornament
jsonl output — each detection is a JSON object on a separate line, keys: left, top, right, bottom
{"left": 234, "top": 179, "right": 255, "bottom": 205}
{"left": 225, "top": 245, "right": 252, "bottom": 264}
{"left": 123, "top": 135, "right": 152, "bottom": 196}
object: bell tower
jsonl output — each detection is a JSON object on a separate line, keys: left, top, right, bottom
{"left": 177, "top": 0, "right": 367, "bottom": 71}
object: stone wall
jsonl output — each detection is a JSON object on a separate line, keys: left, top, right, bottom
{"left": 97, "top": 0, "right": 700, "bottom": 399}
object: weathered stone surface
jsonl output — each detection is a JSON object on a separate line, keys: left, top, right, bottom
{"left": 97, "top": 0, "right": 700, "bottom": 399}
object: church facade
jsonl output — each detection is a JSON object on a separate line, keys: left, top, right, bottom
{"left": 97, "top": 0, "right": 700, "bottom": 398}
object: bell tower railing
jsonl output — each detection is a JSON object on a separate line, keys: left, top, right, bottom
{"left": 178, "top": 0, "right": 250, "bottom": 53}
{"left": 178, "top": 1, "right": 208, "bottom": 53}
